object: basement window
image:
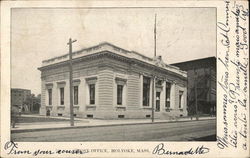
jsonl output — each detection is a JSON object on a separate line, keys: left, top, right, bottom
{"left": 118, "top": 115, "right": 125, "bottom": 118}
{"left": 87, "top": 114, "right": 93, "bottom": 118}
{"left": 146, "top": 115, "right": 151, "bottom": 118}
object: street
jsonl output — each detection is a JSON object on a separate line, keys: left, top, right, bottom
{"left": 12, "top": 119, "right": 216, "bottom": 142}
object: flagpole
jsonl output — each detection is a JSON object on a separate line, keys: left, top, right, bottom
{"left": 154, "top": 14, "right": 157, "bottom": 57}
{"left": 152, "top": 14, "right": 157, "bottom": 123}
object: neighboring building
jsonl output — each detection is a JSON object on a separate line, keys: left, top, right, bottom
{"left": 29, "top": 94, "right": 41, "bottom": 113}
{"left": 11, "top": 88, "right": 31, "bottom": 112}
{"left": 11, "top": 89, "right": 41, "bottom": 113}
{"left": 171, "top": 57, "right": 216, "bottom": 115}
{"left": 33, "top": 94, "right": 41, "bottom": 112}
{"left": 38, "top": 42, "right": 188, "bottom": 119}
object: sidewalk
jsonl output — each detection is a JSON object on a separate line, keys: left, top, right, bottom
{"left": 11, "top": 115, "right": 216, "bottom": 133}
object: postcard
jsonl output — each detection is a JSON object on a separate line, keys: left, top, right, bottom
{"left": 0, "top": 0, "right": 249, "bottom": 157}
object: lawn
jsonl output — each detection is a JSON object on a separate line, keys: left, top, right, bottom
{"left": 15, "top": 116, "right": 71, "bottom": 123}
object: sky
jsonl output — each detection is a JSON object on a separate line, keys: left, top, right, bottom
{"left": 11, "top": 8, "right": 216, "bottom": 95}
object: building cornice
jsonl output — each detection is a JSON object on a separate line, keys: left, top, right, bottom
{"left": 39, "top": 51, "right": 187, "bottom": 80}
{"left": 38, "top": 42, "right": 186, "bottom": 77}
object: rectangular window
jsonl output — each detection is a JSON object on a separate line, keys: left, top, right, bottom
{"left": 48, "top": 89, "right": 52, "bottom": 105}
{"left": 117, "top": 85, "right": 123, "bottom": 105}
{"left": 89, "top": 84, "right": 95, "bottom": 104}
{"left": 143, "top": 76, "right": 150, "bottom": 106}
{"left": 156, "top": 92, "right": 161, "bottom": 111}
{"left": 165, "top": 82, "right": 171, "bottom": 108}
{"left": 60, "top": 87, "right": 64, "bottom": 105}
{"left": 179, "top": 91, "right": 183, "bottom": 108}
{"left": 74, "top": 86, "right": 78, "bottom": 105}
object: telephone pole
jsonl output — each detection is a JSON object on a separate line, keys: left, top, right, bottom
{"left": 194, "top": 70, "right": 199, "bottom": 120}
{"left": 152, "top": 14, "right": 157, "bottom": 123}
{"left": 67, "top": 38, "right": 77, "bottom": 126}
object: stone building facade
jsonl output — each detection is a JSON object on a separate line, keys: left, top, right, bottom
{"left": 38, "top": 42, "right": 188, "bottom": 119}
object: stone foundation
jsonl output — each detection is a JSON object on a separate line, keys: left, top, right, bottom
{"left": 40, "top": 106, "right": 187, "bottom": 119}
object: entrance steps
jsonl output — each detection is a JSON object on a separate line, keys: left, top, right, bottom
{"left": 160, "top": 112, "right": 179, "bottom": 121}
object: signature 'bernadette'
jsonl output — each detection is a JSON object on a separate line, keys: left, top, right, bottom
{"left": 152, "top": 143, "right": 210, "bottom": 155}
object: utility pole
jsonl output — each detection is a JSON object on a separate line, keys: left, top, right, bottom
{"left": 152, "top": 14, "right": 157, "bottom": 123}
{"left": 31, "top": 96, "right": 33, "bottom": 112}
{"left": 194, "top": 70, "right": 199, "bottom": 120}
{"left": 67, "top": 38, "right": 77, "bottom": 126}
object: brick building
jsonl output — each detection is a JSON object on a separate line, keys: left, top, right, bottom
{"left": 171, "top": 57, "right": 216, "bottom": 115}
{"left": 11, "top": 88, "right": 31, "bottom": 111}
{"left": 38, "top": 42, "right": 188, "bottom": 119}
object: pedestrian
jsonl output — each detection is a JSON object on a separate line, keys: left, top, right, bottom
{"left": 11, "top": 105, "right": 19, "bottom": 128}
{"left": 18, "top": 107, "right": 22, "bottom": 116}
{"left": 46, "top": 109, "right": 50, "bottom": 117}
{"left": 210, "top": 107, "right": 213, "bottom": 117}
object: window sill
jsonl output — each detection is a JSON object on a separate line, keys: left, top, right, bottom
{"left": 165, "top": 108, "right": 173, "bottom": 112}
{"left": 86, "top": 105, "right": 96, "bottom": 107}
{"left": 115, "top": 105, "right": 126, "bottom": 111}
{"left": 57, "top": 105, "right": 65, "bottom": 109}
{"left": 115, "top": 105, "right": 126, "bottom": 107}
{"left": 115, "top": 105, "right": 126, "bottom": 109}
{"left": 86, "top": 105, "right": 97, "bottom": 111}
{"left": 142, "top": 106, "right": 152, "bottom": 109}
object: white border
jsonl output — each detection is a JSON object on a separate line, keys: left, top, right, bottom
{"left": 1, "top": 0, "right": 249, "bottom": 157}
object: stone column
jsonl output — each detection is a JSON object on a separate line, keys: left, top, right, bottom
{"left": 149, "top": 77, "right": 153, "bottom": 108}
{"left": 40, "top": 80, "right": 46, "bottom": 115}
{"left": 127, "top": 72, "right": 140, "bottom": 110}
{"left": 170, "top": 82, "right": 176, "bottom": 110}
{"left": 85, "top": 80, "right": 90, "bottom": 105}
{"left": 123, "top": 83, "right": 127, "bottom": 106}
{"left": 113, "top": 76, "right": 116, "bottom": 107}
{"left": 78, "top": 77, "right": 85, "bottom": 113}
{"left": 98, "top": 68, "right": 114, "bottom": 110}
{"left": 183, "top": 87, "right": 188, "bottom": 116}
{"left": 139, "top": 74, "right": 143, "bottom": 108}
{"left": 160, "top": 81, "right": 166, "bottom": 112}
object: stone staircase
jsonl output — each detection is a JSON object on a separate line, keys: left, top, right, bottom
{"left": 160, "top": 112, "right": 179, "bottom": 121}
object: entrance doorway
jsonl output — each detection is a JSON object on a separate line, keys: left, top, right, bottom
{"left": 156, "top": 92, "right": 161, "bottom": 112}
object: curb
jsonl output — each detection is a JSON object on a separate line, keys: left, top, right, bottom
{"left": 11, "top": 118, "right": 215, "bottom": 133}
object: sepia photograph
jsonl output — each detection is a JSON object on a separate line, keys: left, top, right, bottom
{"left": 1, "top": 0, "right": 249, "bottom": 157}
{"left": 9, "top": 7, "right": 217, "bottom": 142}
